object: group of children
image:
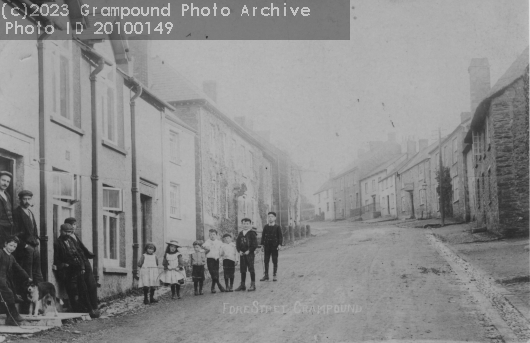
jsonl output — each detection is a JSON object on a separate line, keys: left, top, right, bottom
{"left": 136, "top": 216, "right": 263, "bottom": 303}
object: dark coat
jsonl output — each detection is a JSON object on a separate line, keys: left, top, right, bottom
{"left": 0, "top": 249, "right": 29, "bottom": 304}
{"left": 12, "top": 206, "right": 39, "bottom": 247}
{"left": 0, "top": 192, "right": 14, "bottom": 238}
{"left": 53, "top": 235, "right": 86, "bottom": 273}
{"left": 236, "top": 229, "right": 258, "bottom": 254}
{"left": 261, "top": 224, "right": 283, "bottom": 247}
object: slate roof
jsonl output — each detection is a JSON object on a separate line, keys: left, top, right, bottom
{"left": 398, "top": 141, "right": 439, "bottom": 174}
{"left": 314, "top": 179, "right": 334, "bottom": 195}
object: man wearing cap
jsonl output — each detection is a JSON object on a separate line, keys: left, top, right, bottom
{"left": 260, "top": 211, "right": 283, "bottom": 282}
{"left": 54, "top": 223, "right": 98, "bottom": 317}
{"left": 12, "top": 190, "right": 43, "bottom": 284}
{"left": 0, "top": 171, "right": 15, "bottom": 246}
{"left": 62, "top": 217, "right": 99, "bottom": 315}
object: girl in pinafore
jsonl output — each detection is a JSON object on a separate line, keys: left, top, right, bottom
{"left": 160, "top": 240, "right": 185, "bottom": 299}
{"left": 191, "top": 240, "right": 206, "bottom": 296}
{"left": 138, "top": 242, "right": 159, "bottom": 304}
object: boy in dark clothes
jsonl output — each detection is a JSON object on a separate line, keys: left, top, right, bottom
{"left": 234, "top": 218, "right": 258, "bottom": 292}
{"left": 260, "top": 212, "right": 283, "bottom": 282}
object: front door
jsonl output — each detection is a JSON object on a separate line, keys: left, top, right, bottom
{"left": 140, "top": 195, "right": 152, "bottom": 248}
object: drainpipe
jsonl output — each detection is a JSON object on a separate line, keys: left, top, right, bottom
{"left": 90, "top": 58, "right": 105, "bottom": 283}
{"left": 129, "top": 82, "right": 143, "bottom": 280}
{"left": 276, "top": 155, "right": 282, "bottom": 227}
{"left": 37, "top": 32, "right": 50, "bottom": 281}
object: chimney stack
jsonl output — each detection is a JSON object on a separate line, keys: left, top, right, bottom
{"left": 460, "top": 112, "right": 471, "bottom": 123}
{"left": 202, "top": 80, "right": 218, "bottom": 102}
{"left": 407, "top": 140, "right": 417, "bottom": 157}
{"left": 468, "top": 58, "right": 491, "bottom": 113}
{"left": 418, "top": 139, "right": 428, "bottom": 151}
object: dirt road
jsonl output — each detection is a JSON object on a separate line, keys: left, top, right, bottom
{"left": 20, "top": 221, "right": 505, "bottom": 343}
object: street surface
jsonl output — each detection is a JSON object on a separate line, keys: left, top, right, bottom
{"left": 23, "top": 221, "right": 506, "bottom": 343}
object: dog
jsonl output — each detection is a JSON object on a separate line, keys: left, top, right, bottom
{"left": 26, "top": 281, "right": 61, "bottom": 317}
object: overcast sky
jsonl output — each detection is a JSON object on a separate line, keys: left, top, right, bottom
{"left": 152, "top": 0, "right": 528, "bottom": 198}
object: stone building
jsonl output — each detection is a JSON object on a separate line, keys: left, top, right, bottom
{"left": 0, "top": 29, "right": 196, "bottom": 298}
{"left": 130, "top": 50, "right": 301, "bottom": 238}
{"left": 464, "top": 48, "right": 529, "bottom": 236}
{"left": 427, "top": 114, "right": 470, "bottom": 221}
{"left": 313, "top": 178, "right": 335, "bottom": 221}
{"left": 332, "top": 134, "right": 401, "bottom": 220}
{"left": 396, "top": 140, "right": 435, "bottom": 219}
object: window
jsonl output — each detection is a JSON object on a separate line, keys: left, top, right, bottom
{"left": 225, "top": 188, "right": 229, "bottom": 219}
{"left": 49, "top": 41, "right": 73, "bottom": 121}
{"left": 101, "top": 67, "right": 118, "bottom": 144}
{"left": 350, "top": 195, "right": 353, "bottom": 209}
{"left": 488, "top": 169, "right": 492, "bottom": 203}
{"left": 211, "top": 180, "right": 219, "bottom": 215}
{"left": 103, "top": 187, "right": 122, "bottom": 212}
{"left": 453, "top": 177, "right": 459, "bottom": 202}
{"left": 327, "top": 202, "right": 329, "bottom": 211}
{"left": 364, "top": 183, "right": 367, "bottom": 194}
{"left": 390, "top": 193, "right": 394, "bottom": 208}
{"left": 249, "top": 151, "right": 254, "bottom": 178}
{"left": 210, "top": 124, "right": 216, "bottom": 155}
{"left": 103, "top": 211, "right": 119, "bottom": 266}
{"left": 401, "top": 196, "right": 406, "bottom": 212}
{"left": 170, "top": 183, "right": 180, "bottom": 218}
{"left": 378, "top": 177, "right": 381, "bottom": 191}
{"left": 52, "top": 201, "right": 74, "bottom": 238}
{"left": 452, "top": 138, "right": 458, "bottom": 165}
{"left": 169, "top": 131, "right": 180, "bottom": 163}
{"left": 420, "top": 189, "right": 425, "bottom": 205}
{"left": 485, "top": 118, "right": 491, "bottom": 148}
{"left": 472, "top": 131, "right": 482, "bottom": 163}
{"left": 231, "top": 139, "right": 236, "bottom": 168}
{"left": 390, "top": 177, "right": 393, "bottom": 188}
{"left": 476, "top": 178, "right": 481, "bottom": 208}
{"left": 52, "top": 171, "right": 75, "bottom": 200}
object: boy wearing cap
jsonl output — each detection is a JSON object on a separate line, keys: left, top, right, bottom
{"left": 260, "top": 212, "right": 283, "bottom": 282}
{"left": 0, "top": 171, "right": 14, "bottom": 246}
{"left": 12, "top": 190, "right": 43, "bottom": 284}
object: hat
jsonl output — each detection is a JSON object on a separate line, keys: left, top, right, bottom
{"left": 64, "top": 217, "right": 77, "bottom": 225}
{"left": 267, "top": 211, "right": 277, "bottom": 217}
{"left": 166, "top": 240, "right": 180, "bottom": 247}
{"left": 0, "top": 171, "right": 12, "bottom": 179}
{"left": 18, "top": 190, "right": 33, "bottom": 198}
{"left": 60, "top": 223, "right": 73, "bottom": 232}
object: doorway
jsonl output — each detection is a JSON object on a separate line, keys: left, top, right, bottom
{"left": 0, "top": 156, "right": 14, "bottom": 206}
{"left": 140, "top": 195, "right": 152, "bottom": 249}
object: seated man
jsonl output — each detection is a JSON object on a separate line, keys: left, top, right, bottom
{"left": 53, "top": 224, "right": 95, "bottom": 316}
{"left": 0, "top": 236, "right": 31, "bottom": 326}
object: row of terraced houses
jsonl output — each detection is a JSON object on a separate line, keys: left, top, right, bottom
{"left": 315, "top": 48, "right": 529, "bottom": 238}
{"left": 0, "top": 4, "right": 301, "bottom": 298}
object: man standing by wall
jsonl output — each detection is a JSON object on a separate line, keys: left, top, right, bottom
{"left": 260, "top": 212, "right": 283, "bottom": 282}
{"left": 0, "top": 171, "right": 14, "bottom": 246}
{"left": 12, "top": 190, "right": 43, "bottom": 284}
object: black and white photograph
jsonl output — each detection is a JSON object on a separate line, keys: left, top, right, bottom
{"left": 0, "top": 0, "right": 528, "bottom": 342}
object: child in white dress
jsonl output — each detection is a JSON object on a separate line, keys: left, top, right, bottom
{"left": 138, "top": 242, "right": 159, "bottom": 304}
{"left": 160, "top": 240, "right": 185, "bottom": 299}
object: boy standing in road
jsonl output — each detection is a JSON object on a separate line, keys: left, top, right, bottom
{"left": 260, "top": 212, "right": 283, "bottom": 282}
{"left": 202, "top": 229, "right": 225, "bottom": 293}
{"left": 235, "top": 218, "right": 258, "bottom": 292}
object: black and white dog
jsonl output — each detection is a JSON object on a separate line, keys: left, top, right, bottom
{"left": 26, "top": 281, "right": 61, "bottom": 317}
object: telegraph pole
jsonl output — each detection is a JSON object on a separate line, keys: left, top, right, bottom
{"left": 438, "top": 128, "right": 445, "bottom": 226}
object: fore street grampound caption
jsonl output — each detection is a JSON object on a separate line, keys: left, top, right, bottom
{"left": 2, "top": 2, "right": 311, "bottom": 37}
{"left": 223, "top": 301, "right": 363, "bottom": 315}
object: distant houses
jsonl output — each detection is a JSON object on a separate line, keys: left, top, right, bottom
{"left": 315, "top": 47, "right": 529, "bottom": 238}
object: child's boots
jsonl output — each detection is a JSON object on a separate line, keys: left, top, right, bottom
{"left": 143, "top": 287, "right": 149, "bottom": 305}
{"left": 260, "top": 272, "right": 269, "bottom": 281}
{"left": 247, "top": 282, "right": 256, "bottom": 292}
{"left": 234, "top": 283, "right": 246, "bottom": 291}
{"left": 149, "top": 288, "right": 158, "bottom": 303}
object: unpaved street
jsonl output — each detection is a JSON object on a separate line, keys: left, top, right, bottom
{"left": 24, "top": 221, "right": 504, "bottom": 343}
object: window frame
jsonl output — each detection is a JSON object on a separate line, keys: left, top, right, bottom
{"left": 169, "top": 183, "right": 181, "bottom": 219}
{"left": 103, "top": 211, "right": 120, "bottom": 267}
{"left": 101, "top": 66, "right": 118, "bottom": 145}
{"left": 169, "top": 130, "right": 181, "bottom": 165}
{"left": 49, "top": 40, "right": 74, "bottom": 122}
{"left": 452, "top": 137, "right": 458, "bottom": 165}
{"left": 102, "top": 186, "right": 123, "bottom": 212}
